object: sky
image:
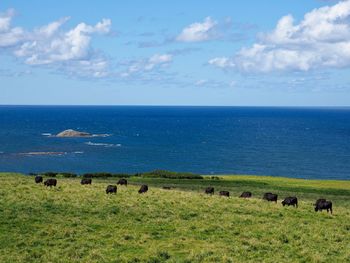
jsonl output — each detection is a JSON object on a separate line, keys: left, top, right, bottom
{"left": 1, "top": 0, "right": 350, "bottom": 106}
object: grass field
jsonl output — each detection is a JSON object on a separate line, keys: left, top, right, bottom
{"left": 0, "top": 173, "right": 349, "bottom": 262}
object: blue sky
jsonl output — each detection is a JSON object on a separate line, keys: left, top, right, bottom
{"left": 1, "top": 0, "right": 349, "bottom": 106}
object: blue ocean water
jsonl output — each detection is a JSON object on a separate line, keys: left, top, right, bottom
{"left": 0, "top": 106, "right": 349, "bottom": 179}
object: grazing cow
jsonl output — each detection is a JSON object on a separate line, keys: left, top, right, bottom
{"left": 44, "top": 178, "right": 57, "bottom": 187}
{"left": 162, "top": 186, "right": 171, "bottom": 190}
{"left": 314, "top": 199, "right": 326, "bottom": 206}
{"left": 35, "top": 176, "right": 43, "bottom": 184}
{"left": 263, "top": 192, "right": 278, "bottom": 203}
{"left": 314, "top": 199, "right": 333, "bottom": 214}
{"left": 205, "top": 187, "right": 214, "bottom": 195}
{"left": 219, "top": 191, "right": 230, "bottom": 197}
{"left": 240, "top": 191, "right": 252, "bottom": 198}
{"left": 282, "top": 196, "right": 298, "bottom": 208}
{"left": 106, "top": 185, "right": 117, "bottom": 194}
{"left": 117, "top": 179, "right": 127, "bottom": 186}
{"left": 138, "top": 184, "right": 148, "bottom": 194}
{"left": 81, "top": 178, "right": 92, "bottom": 185}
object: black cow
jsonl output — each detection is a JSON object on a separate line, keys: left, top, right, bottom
{"left": 314, "top": 199, "right": 332, "bottom": 214}
{"left": 138, "top": 184, "right": 148, "bottom": 194}
{"left": 81, "top": 178, "right": 92, "bottom": 185}
{"left": 315, "top": 198, "right": 326, "bottom": 206}
{"left": 205, "top": 187, "right": 214, "bottom": 195}
{"left": 35, "top": 176, "right": 43, "bottom": 184}
{"left": 162, "top": 186, "right": 171, "bottom": 190}
{"left": 263, "top": 192, "right": 278, "bottom": 202}
{"left": 282, "top": 196, "right": 298, "bottom": 208}
{"left": 44, "top": 178, "right": 57, "bottom": 187}
{"left": 106, "top": 185, "right": 117, "bottom": 194}
{"left": 117, "top": 179, "right": 127, "bottom": 186}
{"left": 219, "top": 191, "right": 230, "bottom": 197}
{"left": 240, "top": 191, "right": 252, "bottom": 198}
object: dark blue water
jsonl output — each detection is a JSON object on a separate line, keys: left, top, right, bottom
{"left": 0, "top": 106, "right": 349, "bottom": 179}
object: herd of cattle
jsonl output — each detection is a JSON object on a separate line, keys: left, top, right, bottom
{"left": 34, "top": 175, "right": 333, "bottom": 214}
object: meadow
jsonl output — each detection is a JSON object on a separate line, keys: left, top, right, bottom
{"left": 0, "top": 173, "right": 349, "bottom": 262}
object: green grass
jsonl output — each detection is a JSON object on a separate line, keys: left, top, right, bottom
{"left": 0, "top": 173, "right": 349, "bottom": 262}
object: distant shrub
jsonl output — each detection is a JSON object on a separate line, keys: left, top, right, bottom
{"left": 28, "top": 172, "right": 37, "bottom": 176}
{"left": 41, "top": 172, "right": 58, "bottom": 177}
{"left": 141, "top": 170, "right": 203, "bottom": 179}
{"left": 82, "top": 172, "right": 112, "bottom": 178}
{"left": 82, "top": 173, "right": 132, "bottom": 178}
{"left": 39, "top": 172, "right": 77, "bottom": 178}
{"left": 60, "top": 173, "right": 77, "bottom": 178}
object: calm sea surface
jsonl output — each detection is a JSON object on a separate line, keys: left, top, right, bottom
{"left": 0, "top": 106, "right": 349, "bottom": 179}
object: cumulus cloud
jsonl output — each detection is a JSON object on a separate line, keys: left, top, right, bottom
{"left": 176, "top": 17, "right": 218, "bottom": 42}
{"left": 121, "top": 53, "right": 173, "bottom": 77}
{"left": 0, "top": 8, "right": 112, "bottom": 78}
{"left": 0, "top": 9, "right": 25, "bottom": 48}
{"left": 209, "top": 0, "right": 350, "bottom": 72}
{"left": 14, "top": 18, "right": 111, "bottom": 65}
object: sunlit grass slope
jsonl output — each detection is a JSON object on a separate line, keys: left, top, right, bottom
{"left": 0, "top": 173, "right": 349, "bottom": 262}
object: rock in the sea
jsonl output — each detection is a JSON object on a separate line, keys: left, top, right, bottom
{"left": 56, "top": 129, "right": 92, "bottom": 137}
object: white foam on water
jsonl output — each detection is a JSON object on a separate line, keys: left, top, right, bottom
{"left": 18, "top": 151, "right": 67, "bottom": 156}
{"left": 92, "top": 133, "right": 112, "bottom": 137}
{"left": 85, "top": 141, "right": 121, "bottom": 147}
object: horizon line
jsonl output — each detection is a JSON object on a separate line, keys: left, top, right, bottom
{"left": 0, "top": 104, "right": 350, "bottom": 108}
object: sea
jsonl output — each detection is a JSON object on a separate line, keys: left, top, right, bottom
{"left": 0, "top": 106, "right": 349, "bottom": 180}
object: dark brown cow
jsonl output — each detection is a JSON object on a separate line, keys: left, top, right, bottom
{"left": 106, "top": 185, "right": 117, "bottom": 194}
{"left": 138, "top": 184, "right": 148, "bottom": 194}
{"left": 263, "top": 192, "right": 278, "bottom": 202}
{"left": 240, "top": 191, "right": 252, "bottom": 198}
{"left": 117, "top": 179, "right": 127, "bottom": 186}
{"left": 219, "top": 191, "right": 230, "bottom": 197}
{"left": 314, "top": 199, "right": 332, "bottom": 214}
{"left": 205, "top": 187, "right": 214, "bottom": 195}
{"left": 44, "top": 178, "right": 57, "bottom": 187}
{"left": 35, "top": 176, "right": 43, "bottom": 184}
{"left": 81, "top": 178, "right": 92, "bottom": 185}
{"left": 282, "top": 196, "right": 298, "bottom": 208}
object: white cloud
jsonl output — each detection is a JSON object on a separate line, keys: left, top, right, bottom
{"left": 176, "top": 17, "right": 218, "bottom": 42}
{"left": 209, "top": 0, "right": 350, "bottom": 72}
{"left": 59, "top": 57, "right": 110, "bottom": 79}
{"left": 14, "top": 18, "right": 111, "bottom": 65}
{"left": 34, "top": 17, "right": 70, "bottom": 37}
{"left": 208, "top": 57, "right": 235, "bottom": 68}
{"left": 195, "top": 79, "right": 208, "bottom": 86}
{"left": 0, "top": 9, "right": 25, "bottom": 48}
{"left": 121, "top": 53, "right": 173, "bottom": 77}
{"left": 0, "top": 8, "right": 112, "bottom": 78}
{"left": 145, "top": 54, "right": 172, "bottom": 70}
{"left": 0, "top": 9, "right": 14, "bottom": 31}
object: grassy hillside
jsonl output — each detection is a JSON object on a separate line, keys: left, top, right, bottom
{"left": 0, "top": 173, "right": 349, "bottom": 262}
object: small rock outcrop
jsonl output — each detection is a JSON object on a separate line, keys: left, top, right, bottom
{"left": 56, "top": 129, "right": 92, "bottom": 137}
